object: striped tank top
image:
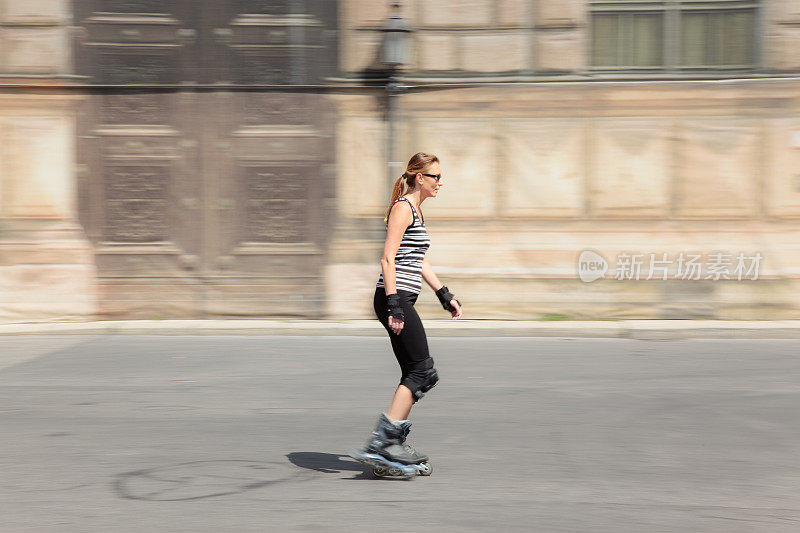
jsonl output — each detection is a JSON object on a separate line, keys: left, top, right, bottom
{"left": 376, "top": 197, "right": 431, "bottom": 295}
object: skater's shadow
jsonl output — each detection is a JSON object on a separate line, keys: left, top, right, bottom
{"left": 286, "top": 452, "right": 410, "bottom": 481}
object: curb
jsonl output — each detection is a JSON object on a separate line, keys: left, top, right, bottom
{"left": 1, "top": 320, "right": 800, "bottom": 339}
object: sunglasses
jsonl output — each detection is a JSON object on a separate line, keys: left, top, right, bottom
{"left": 421, "top": 173, "right": 441, "bottom": 183}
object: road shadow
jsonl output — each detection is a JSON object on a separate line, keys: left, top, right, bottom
{"left": 113, "top": 460, "right": 296, "bottom": 501}
{"left": 286, "top": 452, "right": 410, "bottom": 481}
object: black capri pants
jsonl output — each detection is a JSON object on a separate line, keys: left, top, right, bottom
{"left": 374, "top": 287, "right": 437, "bottom": 400}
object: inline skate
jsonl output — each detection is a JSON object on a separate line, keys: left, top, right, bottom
{"left": 349, "top": 413, "right": 432, "bottom": 478}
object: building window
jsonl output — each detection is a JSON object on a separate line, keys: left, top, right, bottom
{"left": 590, "top": 1, "right": 758, "bottom": 71}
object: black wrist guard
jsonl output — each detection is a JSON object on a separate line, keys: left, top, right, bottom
{"left": 435, "top": 286, "right": 460, "bottom": 312}
{"left": 386, "top": 293, "right": 404, "bottom": 320}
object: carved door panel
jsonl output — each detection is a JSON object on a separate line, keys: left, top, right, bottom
{"left": 73, "top": 1, "right": 200, "bottom": 85}
{"left": 75, "top": 1, "right": 338, "bottom": 318}
{"left": 205, "top": 91, "right": 336, "bottom": 317}
{"left": 77, "top": 88, "right": 206, "bottom": 318}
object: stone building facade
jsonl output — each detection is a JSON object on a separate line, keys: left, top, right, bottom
{"left": 0, "top": 0, "right": 94, "bottom": 321}
{"left": 2, "top": 0, "right": 800, "bottom": 321}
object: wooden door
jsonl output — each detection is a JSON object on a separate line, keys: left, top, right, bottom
{"left": 74, "top": 0, "right": 338, "bottom": 318}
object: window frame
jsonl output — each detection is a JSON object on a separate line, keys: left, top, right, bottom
{"left": 588, "top": 0, "right": 761, "bottom": 74}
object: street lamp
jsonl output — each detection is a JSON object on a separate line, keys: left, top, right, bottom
{"left": 381, "top": 1, "right": 411, "bottom": 68}
{"left": 380, "top": 1, "right": 412, "bottom": 191}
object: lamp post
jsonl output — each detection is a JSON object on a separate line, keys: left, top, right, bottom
{"left": 380, "top": 2, "right": 412, "bottom": 192}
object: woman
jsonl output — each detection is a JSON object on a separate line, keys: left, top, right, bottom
{"left": 350, "top": 152, "right": 463, "bottom": 477}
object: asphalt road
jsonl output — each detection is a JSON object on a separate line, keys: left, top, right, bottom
{"left": 1, "top": 335, "right": 799, "bottom": 532}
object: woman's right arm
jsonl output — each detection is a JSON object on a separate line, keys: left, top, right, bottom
{"left": 380, "top": 201, "right": 413, "bottom": 295}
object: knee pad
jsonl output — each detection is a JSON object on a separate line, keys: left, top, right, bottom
{"left": 414, "top": 367, "right": 439, "bottom": 400}
{"left": 402, "top": 358, "right": 439, "bottom": 402}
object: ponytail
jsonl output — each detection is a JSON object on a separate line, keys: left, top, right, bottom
{"left": 383, "top": 174, "right": 407, "bottom": 223}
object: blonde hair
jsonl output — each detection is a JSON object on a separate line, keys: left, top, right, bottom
{"left": 383, "top": 152, "right": 439, "bottom": 223}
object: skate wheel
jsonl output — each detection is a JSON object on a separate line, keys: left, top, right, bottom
{"left": 417, "top": 462, "right": 432, "bottom": 476}
{"left": 372, "top": 465, "right": 387, "bottom": 477}
{"left": 388, "top": 467, "right": 403, "bottom": 477}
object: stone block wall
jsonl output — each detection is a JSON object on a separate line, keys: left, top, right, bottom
{"left": 765, "top": 0, "right": 800, "bottom": 70}
{"left": 326, "top": 81, "right": 800, "bottom": 320}
{"left": 343, "top": 0, "right": 800, "bottom": 77}
{"left": 328, "top": 1, "right": 800, "bottom": 321}
{"left": 341, "top": 0, "right": 584, "bottom": 75}
{"left": 0, "top": 0, "right": 97, "bottom": 322}
{"left": 0, "top": 0, "right": 71, "bottom": 74}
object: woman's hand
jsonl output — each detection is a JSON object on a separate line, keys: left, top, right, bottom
{"left": 388, "top": 315, "right": 405, "bottom": 335}
{"left": 450, "top": 299, "right": 463, "bottom": 320}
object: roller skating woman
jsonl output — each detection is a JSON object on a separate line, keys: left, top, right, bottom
{"left": 350, "top": 152, "right": 463, "bottom": 477}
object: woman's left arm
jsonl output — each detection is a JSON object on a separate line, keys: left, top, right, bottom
{"left": 422, "top": 257, "right": 463, "bottom": 319}
{"left": 421, "top": 256, "right": 444, "bottom": 292}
